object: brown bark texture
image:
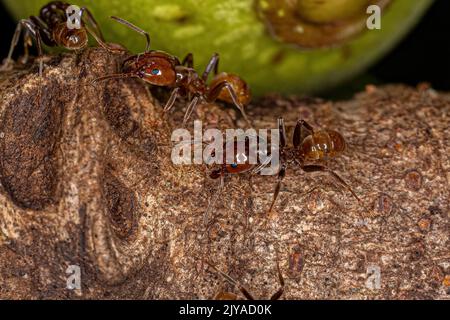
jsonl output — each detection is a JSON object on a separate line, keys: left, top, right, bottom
{"left": 0, "top": 48, "right": 448, "bottom": 299}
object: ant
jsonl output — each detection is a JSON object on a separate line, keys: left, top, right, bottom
{"left": 1, "top": 1, "right": 107, "bottom": 75}
{"left": 203, "top": 134, "right": 271, "bottom": 224}
{"left": 204, "top": 118, "right": 360, "bottom": 219}
{"left": 206, "top": 260, "right": 285, "bottom": 300}
{"left": 267, "top": 117, "right": 361, "bottom": 212}
{"left": 91, "top": 16, "right": 251, "bottom": 126}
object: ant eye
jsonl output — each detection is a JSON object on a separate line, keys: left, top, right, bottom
{"left": 231, "top": 163, "right": 238, "bottom": 168}
{"left": 151, "top": 68, "right": 161, "bottom": 75}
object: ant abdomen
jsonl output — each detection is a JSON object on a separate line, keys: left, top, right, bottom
{"left": 300, "top": 129, "right": 346, "bottom": 161}
{"left": 209, "top": 72, "right": 252, "bottom": 107}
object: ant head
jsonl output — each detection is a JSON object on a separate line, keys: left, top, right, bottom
{"left": 209, "top": 169, "right": 222, "bottom": 179}
{"left": 58, "top": 26, "right": 88, "bottom": 50}
{"left": 124, "top": 51, "right": 179, "bottom": 87}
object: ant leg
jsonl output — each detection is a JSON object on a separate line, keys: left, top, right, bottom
{"left": 33, "top": 30, "right": 45, "bottom": 77}
{"left": 181, "top": 53, "right": 194, "bottom": 68}
{"left": 6, "top": 21, "right": 25, "bottom": 63}
{"left": 163, "top": 87, "right": 181, "bottom": 112}
{"left": 268, "top": 163, "right": 286, "bottom": 212}
{"left": 110, "top": 16, "right": 151, "bottom": 52}
{"left": 181, "top": 54, "right": 194, "bottom": 103}
{"left": 204, "top": 173, "right": 224, "bottom": 226}
{"left": 207, "top": 81, "right": 250, "bottom": 124}
{"left": 182, "top": 96, "right": 200, "bottom": 126}
{"left": 29, "top": 15, "right": 53, "bottom": 44}
{"left": 202, "top": 53, "right": 219, "bottom": 82}
{"left": 80, "top": 7, "right": 105, "bottom": 41}
{"left": 1, "top": 25, "right": 21, "bottom": 70}
{"left": 293, "top": 119, "right": 314, "bottom": 147}
{"left": 302, "top": 164, "right": 361, "bottom": 202}
{"left": 206, "top": 261, "right": 255, "bottom": 300}
{"left": 19, "top": 28, "right": 37, "bottom": 66}
{"left": 50, "top": 1, "right": 70, "bottom": 11}
{"left": 251, "top": 154, "right": 273, "bottom": 175}
{"left": 270, "top": 260, "right": 285, "bottom": 300}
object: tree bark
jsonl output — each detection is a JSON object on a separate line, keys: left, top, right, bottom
{"left": 0, "top": 48, "right": 448, "bottom": 299}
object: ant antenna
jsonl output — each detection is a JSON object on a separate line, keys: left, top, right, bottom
{"left": 111, "top": 16, "right": 151, "bottom": 53}
{"left": 80, "top": 7, "right": 105, "bottom": 41}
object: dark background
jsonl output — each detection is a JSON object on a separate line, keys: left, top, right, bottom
{"left": 0, "top": 0, "right": 449, "bottom": 93}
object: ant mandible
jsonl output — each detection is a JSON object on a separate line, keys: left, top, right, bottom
{"left": 206, "top": 260, "right": 285, "bottom": 300}
{"left": 1, "top": 1, "right": 107, "bottom": 76}
{"left": 205, "top": 118, "right": 360, "bottom": 218}
{"left": 92, "top": 16, "right": 251, "bottom": 126}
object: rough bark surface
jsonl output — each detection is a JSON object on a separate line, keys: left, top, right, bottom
{"left": 0, "top": 48, "right": 448, "bottom": 299}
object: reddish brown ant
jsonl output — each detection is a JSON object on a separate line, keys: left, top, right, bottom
{"left": 206, "top": 260, "right": 285, "bottom": 300}
{"left": 91, "top": 16, "right": 251, "bottom": 125}
{"left": 203, "top": 134, "right": 270, "bottom": 224}
{"left": 204, "top": 118, "right": 360, "bottom": 219}
{"left": 1, "top": 1, "right": 108, "bottom": 75}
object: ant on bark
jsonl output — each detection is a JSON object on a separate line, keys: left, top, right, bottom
{"left": 92, "top": 16, "right": 251, "bottom": 126}
{"left": 1, "top": 1, "right": 108, "bottom": 75}
{"left": 204, "top": 118, "right": 361, "bottom": 220}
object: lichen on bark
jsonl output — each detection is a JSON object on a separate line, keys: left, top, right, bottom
{"left": 0, "top": 49, "right": 448, "bottom": 299}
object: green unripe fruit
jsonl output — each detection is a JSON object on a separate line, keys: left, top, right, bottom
{"left": 2, "top": 0, "right": 433, "bottom": 95}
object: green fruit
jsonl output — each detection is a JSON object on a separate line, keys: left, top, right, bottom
{"left": 2, "top": 0, "right": 433, "bottom": 95}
